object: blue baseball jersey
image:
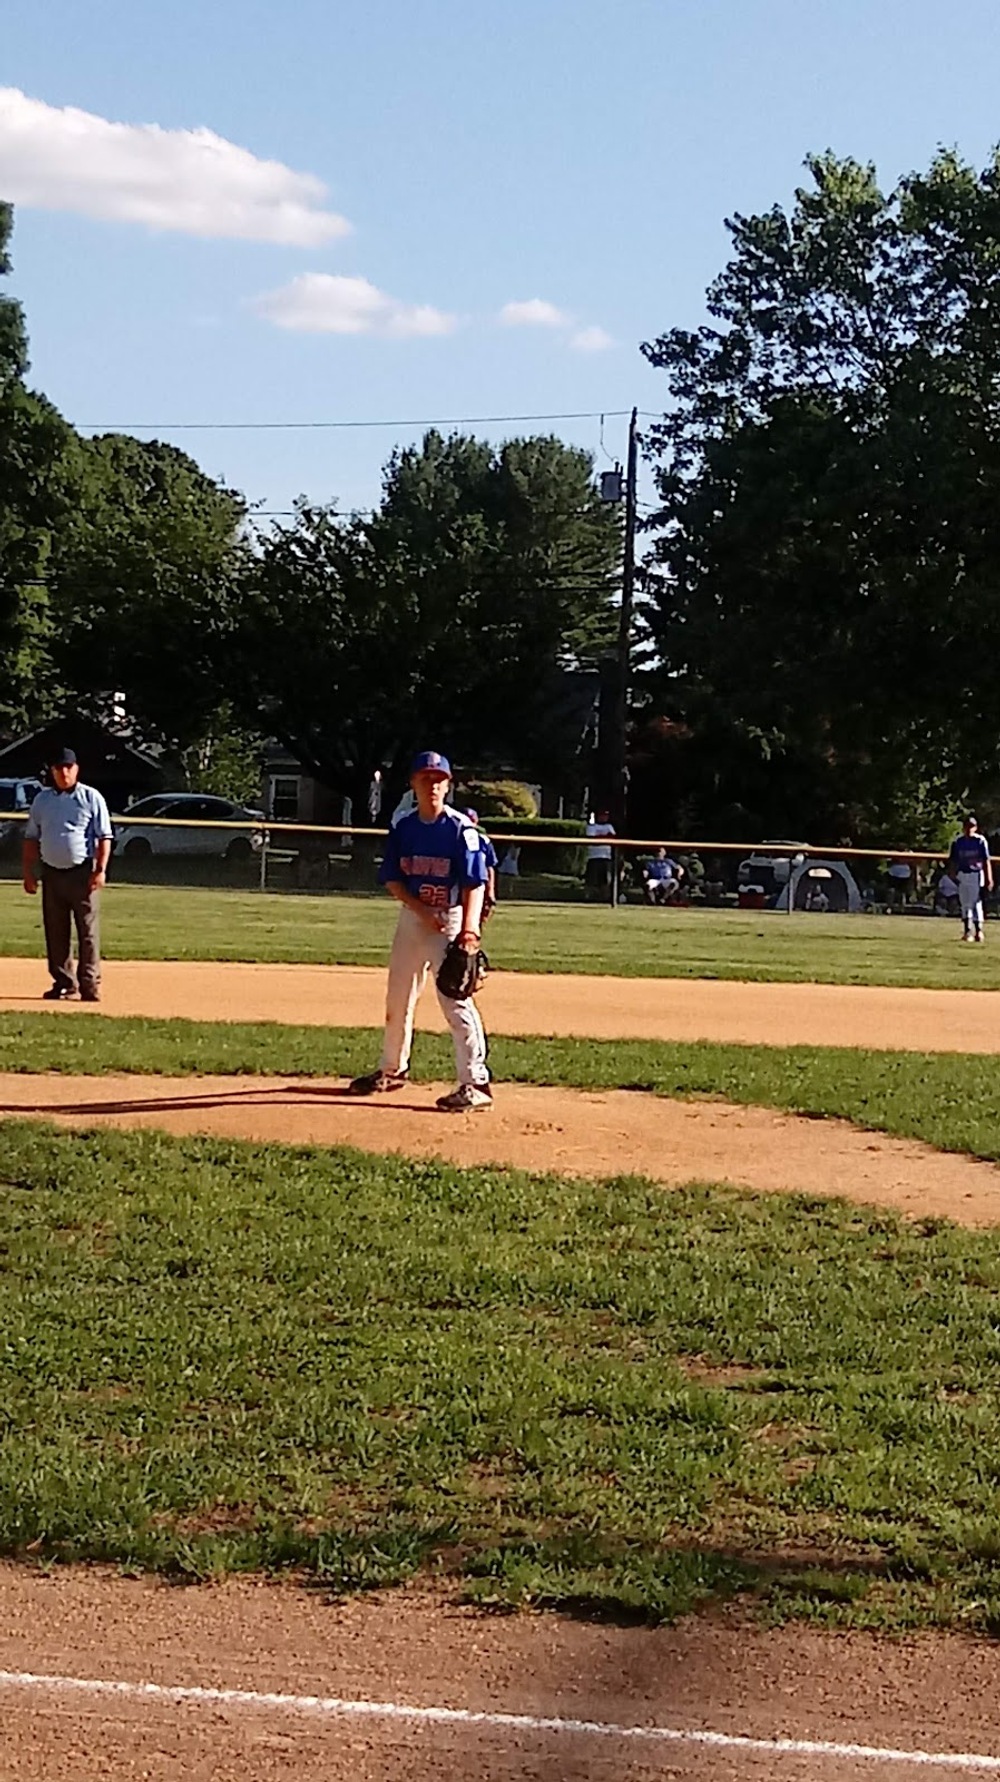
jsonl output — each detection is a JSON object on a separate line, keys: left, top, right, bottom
{"left": 951, "top": 833, "right": 991, "bottom": 877}
{"left": 379, "top": 808, "right": 488, "bottom": 910}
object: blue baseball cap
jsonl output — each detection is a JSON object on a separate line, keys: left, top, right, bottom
{"left": 47, "top": 746, "right": 77, "bottom": 767}
{"left": 411, "top": 750, "right": 451, "bottom": 776}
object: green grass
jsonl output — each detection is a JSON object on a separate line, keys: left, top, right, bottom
{"left": 4, "top": 881, "right": 1000, "bottom": 985}
{"left": 3, "top": 1118, "right": 1000, "bottom": 1629}
{"left": 2, "top": 1012, "right": 1000, "bottom": 1164}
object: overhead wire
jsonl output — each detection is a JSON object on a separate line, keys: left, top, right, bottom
{"left": 79, "top": 408, "right": 636, "bottom": 433}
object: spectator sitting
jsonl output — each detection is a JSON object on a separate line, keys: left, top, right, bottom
{"left": 684, "top": 852, "right": 706, "bottom": 896}
{"left": 704, "top": 855, "right": 727, "bottom": 905}
{"left": 934, "top": 868, "right": 961, "bottom": 918}
{"left": 886, "top": 858, "right": 913, "bottom": 907}
{"left": 643, "top": 848, "right": 684, "bottom": 905}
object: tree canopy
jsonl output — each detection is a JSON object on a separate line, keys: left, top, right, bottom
{"left": 234, "top": 430, "right": 620, "bottom": 806}
{"left": 641, "top": 149, "right": 1000, "bottom": 841}
{"left": 0, "top": 203, "right": 76, "bottom": 730}
{"left": 49, "top": 432, "right": 246, "bottom": 749}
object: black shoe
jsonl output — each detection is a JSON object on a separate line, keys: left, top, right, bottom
{"left": 42, "top": 984, "right": 75, "bottom": 1001}
{"left": 80, "top": 989, "right": 101, "bottom": 1003}
{"left": 347, "top": 1070, "right": 408, "bottom": 1096}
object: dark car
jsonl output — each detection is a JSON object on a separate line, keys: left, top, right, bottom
{"left": 0, "top": 777, "right": 43, "bottom": 856}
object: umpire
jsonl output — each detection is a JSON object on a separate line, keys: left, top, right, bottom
{"left": 22, "top": 746, "right": 113, "bottom": 1002}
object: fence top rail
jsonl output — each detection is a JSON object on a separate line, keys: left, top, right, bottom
{"left": 0, "top": 810, "right": 990, "bottom": 862}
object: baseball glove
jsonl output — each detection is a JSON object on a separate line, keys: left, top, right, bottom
{"left": 436, "top": 939, "right": 489, "bottom": 1001}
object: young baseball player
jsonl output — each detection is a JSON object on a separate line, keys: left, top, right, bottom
{"left": 349, "top": 751, "right": 492, "bottom": 1111}
{"left": 463, "top": 807, "right": 497, "bottom": 916}
{"left": 947, "top": 813, "right": 993, "bottom": 943}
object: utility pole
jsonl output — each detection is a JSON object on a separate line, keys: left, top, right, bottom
{"left": 613, "top": 406, "right": 639, "bottom": 830}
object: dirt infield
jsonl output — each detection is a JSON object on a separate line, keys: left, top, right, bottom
{"left": 2, "top": 1567, "right": 1000, "bottom": 1780}
{"left": 3, "top": 955, "right": 1000, "bottom": 1050}
{"left": 3, "top": 1071, "right": 998, "bottom": 1226}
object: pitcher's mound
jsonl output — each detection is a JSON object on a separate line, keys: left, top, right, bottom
{"left": 0, "top": 1073, "right": 996, "bottom": 1227}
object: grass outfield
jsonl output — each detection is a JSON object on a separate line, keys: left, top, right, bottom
{"left": 2, "top": 1012, "right": 1000, "bottom": 1163}
{"left": 3, "top": 1117, "right": 1000, "bottom": 1629}
{"left": 4, "top": 881, "right": 1000, "bottom": 986}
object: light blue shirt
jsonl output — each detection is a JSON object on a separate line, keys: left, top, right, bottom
{"left": 25, "top": 784, "right": 113, "bottom": 870}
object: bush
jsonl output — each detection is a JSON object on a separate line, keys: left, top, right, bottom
{"left": 461, "top": 779, "right": 539, "bottom": 820}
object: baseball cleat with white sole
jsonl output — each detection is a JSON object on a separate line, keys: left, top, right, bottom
{"left": 436, "top": 1084, "right": 493, "bottom": 1113}
{"left": 347, "top": 1070, "right": 408, "bottom": 1096}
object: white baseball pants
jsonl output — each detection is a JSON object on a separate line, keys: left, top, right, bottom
{"left": 958, "top": 871, "right": 985, "bottom": 937}
{"left": 380, "top": 906, "right": 489, "bottom": 1086}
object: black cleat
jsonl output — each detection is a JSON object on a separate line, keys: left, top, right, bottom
{"left": 347, "top": 1070, "right": 408, "bottom": 1096}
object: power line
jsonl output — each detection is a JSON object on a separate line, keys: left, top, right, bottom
{"left": 78, "top": 408, "right": 635, "bottom": 434}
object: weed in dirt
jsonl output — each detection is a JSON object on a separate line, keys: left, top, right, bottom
{"left": 3, "top": 882, "right": 1000, "bottom": 987}
{"left": 3, "top": 1119, "right": 1000, "bottom": 1628}
{"left": 4, "top": 1014, "right": 1000, "bottom": 1166}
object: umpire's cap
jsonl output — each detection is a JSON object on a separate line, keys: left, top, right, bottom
{"left": 411, "top": 750, "right": 451, "bottom": 776}
{"left": 47, "top": 746, "right": 77, "bottom": 767}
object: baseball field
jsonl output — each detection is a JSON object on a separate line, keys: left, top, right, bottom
{"left": 4, "top": 886, "right": 1000, "bottom": 1775}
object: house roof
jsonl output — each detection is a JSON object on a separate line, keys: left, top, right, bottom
{"left": 0, "top": 718, "right": 162, "bottom": 774}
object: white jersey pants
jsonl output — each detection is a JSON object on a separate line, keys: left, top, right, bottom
{"left": 958, "top": 870, "right": 984, "bottom": 936}
{"left": 380, "top": 905, "right": 489, "bottom": 1087}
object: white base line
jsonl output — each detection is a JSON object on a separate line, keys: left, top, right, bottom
{"left": 0, "top": 1668, "right": 998, "bottom": 1771}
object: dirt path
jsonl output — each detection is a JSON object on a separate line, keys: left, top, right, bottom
{"left": 2, "top": 1071, "right": 998, "bottom": 1226}
{"left": 1, "top": 1567, "right": 999, "bottom": 1780}
{"left": 3, "top": 956, "right": 1000, "bottom": 1051}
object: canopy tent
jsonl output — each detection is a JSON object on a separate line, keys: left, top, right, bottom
{"left": 775, "top": 859, "right": 863, "bottom": 913}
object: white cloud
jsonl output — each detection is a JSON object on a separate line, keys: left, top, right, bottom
{"left": 570, "top": 325, "right": 615, "bottom": 352}
{"left": 254, "top": 272, "right": 457, "bottom": 338}
{"left": 499, "top": 298, "right": 571, "bottom": 329}
{"left": 0, "top": 87, "right": 349, "bottom": 245}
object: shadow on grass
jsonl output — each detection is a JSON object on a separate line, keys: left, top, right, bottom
{"left": 0, "top": 1084, "right": 449, "bottom": 1120}
{"left": 0, "top": 1520, "right": 953, "bottom": 1630}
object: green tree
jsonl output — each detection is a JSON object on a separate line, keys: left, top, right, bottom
{"left": 237, "top": 431, "right": 620, "bottom": 811}
{"left": 642, "top": 150, "right": 1000, "bottom": 842}
{"left": 49, "top": 433, "right": 247, "bottom": 749}
{"left": 0, "top": 203, "right": 75, "bottom": 730}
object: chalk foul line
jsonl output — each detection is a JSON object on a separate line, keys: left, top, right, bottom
{"left": 0, "top": 1667, "right": 998, "bottom": 1770}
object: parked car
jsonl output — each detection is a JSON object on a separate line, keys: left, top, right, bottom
{"left": 114, "top": 794, "right": 266, "bottom": 861}
{"left": 0, "top": 777, "right": 42, "bottom": 856}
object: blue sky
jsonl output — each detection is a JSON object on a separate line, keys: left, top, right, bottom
{"left": 4, "top": 0, "right": 1000, "bottom": 516}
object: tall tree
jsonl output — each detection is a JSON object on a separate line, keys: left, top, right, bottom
{"left": 0, "top": 203, "right": 75, "bottom": 730}
{"left": 49, "top": 433, "right": 247, "bottom": 749}
{"left": 642, "top": 150, "right": 1000, "bottom": 841}
{"left": 237, "top": 431, "right": 620, "bottom": 809}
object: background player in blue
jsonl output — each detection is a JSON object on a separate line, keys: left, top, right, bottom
{"left": 947, "top": 813, "right": 994, "bottom": 943}
{"left": 349, "top": 751, "right": 492, "bottom": 1111}
{"left": 463, "top": 807, "right": 497, "bottom": 917}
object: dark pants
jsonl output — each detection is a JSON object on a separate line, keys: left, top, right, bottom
{"left": 42, "top": 863, "right": 100, "bottom": 994}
